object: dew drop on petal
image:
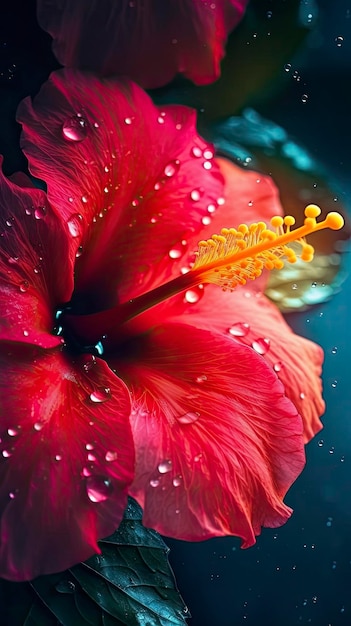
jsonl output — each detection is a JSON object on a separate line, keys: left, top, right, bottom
{"left": 7, "top": 427, "right": 18, "bottom": 437}
{"left": 82, "top": 354, "right": 96, "bottom": 372}
{"left": 191, "top": 146, "right": 202, "bottom": 158}
{"left": 67, "top": 213, "right": 83, "bottom": 237}
{"left": 89, "top": 387, "right": 111, "bottom": 403}
{"left": 33, "top": 422, "right": 44, "bottom": 431}
{"left": 55, "top": 454, "right": 62, "bottom": 461}
{"left": 284, "top": 63, "right": 292, "bottom": 72}
{"left": 331, "top": 380, "right": 338, "bottom": 388}
{"left": 301, "top": 94, "right": 309, "bottom": 103}
{"left": 169, "top": 247, "right": 182, "bottom": 259}
{"left": 150, "top": 478, "right": 160, "bottom": 487}
{"left": 81, "top": 195, "right": 88, "bottom": 204}
{"left": 207, "top": 204, "right": 216, "bottom": 213}
{"left": 34, "top": 206, "right": 46, "bottom": 220}
{"left": 124, "top": 117, "right": 133, "bottom": 125}
{"left": 164, "top": 160, "right": 180, "bottom": 177}
{"left": 203, "top": 161, "right": 212, "bottom": 170}
{"left": 201, "top": 215, "right": 211, "bottom": 226}
{"left": 252, "top": 337, "right": 270, "bottom": 354}
{"left": 203, "top": 149, "right": 214, "bottom": 160}
{"left": 177, "top": 411, "right": 200, "bottom": 425}
{"left": 273, "top": 361, "right": 283, "bottom": 372}
{"left": 62, "top": 115, "right": 88, "bottom": 142}
{"left": 173, "top": 475, "right": 183, "bottom": 487}
{"left": 2, "top": 450, "right": 12, "bottom": 458}
{"left": 85, "top": 475, "right": 113, "bottom": 502}
{"left": 56, "top": 580, "right": 76, "bottom": 594}
{"left": 158, "top": 459, "right": 172, "bottom": 474}
{"left": 9, "top": 492, "right": 16, "bottom": 499}
{"left": 190, "top": 188, "right": 202, "bottom": 202}
{"left": 184, "top": 286, "right": 204, "bottom": 304}
{"left": 228, "top": 322, "right": 250, "bottom": 337}
{"left": 195, "top": 374, "right": 207, "bottom": 384}
{"left": 85, "top": 443, "right": 94, "bottom": 451}
{"left": 105, "top": 450, "right": 118, "bottom": 462}
{"left": 157, "top": 116, "right": 165, "bottom": 124}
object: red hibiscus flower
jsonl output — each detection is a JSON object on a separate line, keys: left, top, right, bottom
{"left": 37, "top": 0, "right": 249, "bottom": 88}
{"left": 0, "top": 70, "right": 341, "bottom": 581}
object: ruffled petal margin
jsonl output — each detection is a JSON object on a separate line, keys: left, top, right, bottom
{"left": 37, "top": 0, "right": 249, "bottom": 89}
{"left": 0, "top": 348, "right": 133, "bottom": 581}
{"left": 112, "top": 323, "right": 305, "bottom": 545}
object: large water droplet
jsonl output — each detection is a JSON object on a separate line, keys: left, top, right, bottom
{"left": 164, "top": 160, "right": 180, "bottom": 178}
{"left": 89, "top": 387, "right": 111, "bottom": 403}
{"left": 67, "top": 213, "right": 83, "bottom": 237}
{"left": 85, "top": 475, "right": 113, "bottom": 502}
{"left": 158, "top": 459, "right": 172, "bottom": 474}
{"left": 62, "top": 115, "right": 88, "bottom": 142}
{"left": 177, "top": 411, "right": 200, "bottom": 425}
{"left": 34, "top": 206, "right": 46, "bottom": 220}
{"left": 252, "top": 337, "right": 270, "bottom": 354}
{"left": 184, "top": 286, "right": 204, "bottom": 304}
{"left": 56, "top": 580, "right": 76, "bottom": 593}
{"left": 228, "top": 322, "right": 250, "bottom": 337}
{"left": 105, "top": 450, "right": 118, "bottom": 462}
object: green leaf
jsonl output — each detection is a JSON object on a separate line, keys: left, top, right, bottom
{"left": 0, "top": 499, "right": 189, "bottom": 626}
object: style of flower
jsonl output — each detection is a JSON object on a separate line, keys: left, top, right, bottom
{"left": 37, "top": 0, "right": 249, "bottom": 88}
{"left": 0, "top": 69, "right": 342, "bottom": 581}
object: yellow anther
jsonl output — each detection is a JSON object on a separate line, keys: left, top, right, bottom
{"left": 325, "top": 212, "right": 345, "bottom": 230}
{"left": 304, "top": 204, "right": 322, "bottom": 219}
{"left": 271, "top": 216, "right": 284, "bottom": 228}
{"left": 284, "top": 215, "right": 295, "bottom": 228}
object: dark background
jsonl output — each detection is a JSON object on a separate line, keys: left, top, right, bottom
{"left": 1, "top": 1, "right": 350, "bottom": 625}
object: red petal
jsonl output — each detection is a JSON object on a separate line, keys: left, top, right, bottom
{"left": 112, "top": 323, "right": 305, "bottom": 544}
{"left": 0, "top": 349, "right": 133, "bottom": 580}
{"left": 17, "top": 70, "right": 224, "bottom": 310}
{"left": 0, "top": 160, "right": 74, "bottom": 347}
{"left": 37, "top": 0, "right": 248, "bottom": 89}
{"left": 177, "top": 287, "right": 325, "bottom": 442}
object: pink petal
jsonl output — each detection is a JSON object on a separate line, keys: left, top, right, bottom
{"left": 0, "top": 160, "right": 74, "bottom": 347}
{"left": 0, "top": 349, "right": 133, "bottom": 581}
{"left": 177, "top": 286, "right": 325, "bottom": 442}
{"left": 112, "top": 323, "right": 305, "bottom": 544}
{"left": 37, "top": 0, "right": 248, "bottom": 89}
{"left": 17, "top": 70, "right": 224, "bottom": 309}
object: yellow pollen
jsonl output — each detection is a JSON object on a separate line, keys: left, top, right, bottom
{"left": 191, "top": 205, "right": 344, "bottom": 291}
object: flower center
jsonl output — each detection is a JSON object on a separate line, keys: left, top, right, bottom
{"left": 61, "top": 205, "right": 344, "bottom": 353}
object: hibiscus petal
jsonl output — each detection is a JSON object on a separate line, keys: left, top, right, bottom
{"left": 17, "top": 70, "right": 224, "bottom": 310}
{"left": 176, "top": 286, "right": 325, "bottom": 442}
{"left": 37, "top": 0, "right": 248, "bottom": 89}
{"left": 112, "top": 323, "right": 305, "bottom": 544}
{"left": 0, "top": 160, "right": 74, "bottom": 347}
{"left": 0, "top": 348, "right": 133, "bottom": 580}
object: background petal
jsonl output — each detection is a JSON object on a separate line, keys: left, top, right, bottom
{"left": 0, "top": 348, "right": 133, "bottom": 580}
{"left": 111, "top": 323, "right": 305, "bottom": 545}
{"left": 0, "top": 160, "right": 74, "bottom": 347}
{"left": 37, "top": 0, "right": 248, "bottom": 89}
{"left": 17, "top": 70, "right": 224, "bottom": 311}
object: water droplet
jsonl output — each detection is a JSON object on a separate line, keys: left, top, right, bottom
{"left": 67, "top": 213, "right": 83, "bottom": 237}
{"left": 177, "top": 411, "right": 200, "bottom": 425}
{"left": 157, "top": 116, "right": 165, "bottom": 124}
{"left": 81, "top": 195, "right": 88, "bottom": 204}
{"left": 190, "top": 188, "right": 202, "bottom": 202}
{"left": 150, "top": 478, "right": 160, "bottom": 487}
{"left": 56, "top": 580, "right": 76, "bottom": 593}
{"left": 7, "top": 427, "right": 18, "bottom": 437}
{"left": 331, "top": 346, "right": 338, "bottom": 354}
{"left": 76, "top": 245, "right": 83, "bottom": 258}
{"left": 85, "top": 475, "right": 113, "bottom": 502}
{"left": 292, "top": 283, "right": 298, "bottom": 290}
{"left": 228, "top": 322, "right": 250, "bottom": 337}
{"left": 331, "top": 380, "right": 338, "bottom": 388}
{"left": 194, "top": 453, "right": 202, "bottom": 462}
{"left": 203, "top": 161, "right": 212, "bottom": 170}
{"left": 273, "top": 361, "right": 283, "bottom": 372}
{"left": 8, "top": 256, "right": 19, "bottom": 265}
{"left": 85, "top": 443, "right": 94, "bottom": 451}
{"left": 62, "top": 115, "right": 88, "bottom": 142}
{"left": 89, "top": 387, "right": 111, "bottom": 403}
{"left": 82, "top": 354, "right": 96, "bottom": 372}
{"left": 168, "top": 247, "right": 182, "bottom": 259}
{"left": 105, "top": 450, "right": 118, "bottom": 462}
{"left": 173, "top": 475, "right": 182, "bottom": 487}
{"left": 184, "top": 286, "right": 204, "bottom": 304}
{"left": 191, "top": 146, "right": 202, "bottom": 158}
{"left": 23, "top": 330, "right": 29, "bottom": 337}
{"left": 203, "top": 149, "right": 214, "bottom": 160}
{"left": 300, "top": 392, "right": 305, "bottom": 400}
{"left": 326, "top": 516, "right": 333, "bottom": 527}
{"left": 317, "top": 439, "right": 324, "bottom": 447}
{"left": 2, "top": 450, "right": 12, "bottom": 458}
{"left": 33, "top": 422, "right": 44, "bottom": 431}
{"left": 207, "top": 204, "right": 216, "bottom": 213}
{"left": 34, "top": 206, "right": 46, "bottom": 220}
{"left": 267, "top": 10, "right": 272, "bottom": 18}
{"left": 9, "top": 492, "right": 16, "bottom": 499}
{"left": 124, "top": 117, "right": 133, "bottom": 125}
{"left": 284, "top": 63, "right": 292, "bottom": 72}
{"left": 195, "top": 374, "right": 207, "bottom": 384}
{"left": 252, "top": 338, "right": 270, "bottom": 354}
{"left": 301, "top": 94, "right": 309, "bottom": 103}
{"left": 335, "top": 36, "right": 344, "bottom": 47}
{"left": 164, "top": 160, "right": 180, "bottom": 178}
{"left": 158, "top": 459, "right": 172, "bottom": 474}
{"left": 201, "top": 215, "right": 211, "bottom": 226}
{"left": 55, "top": 454, "right": 62, "bottom": 461}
